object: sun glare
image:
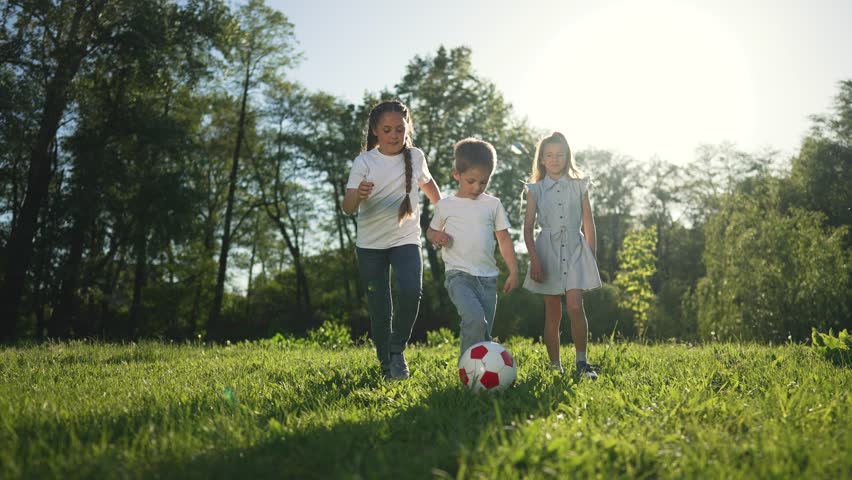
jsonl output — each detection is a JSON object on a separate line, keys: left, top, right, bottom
{"left": 524, "top": 0, "right": 756, "bottom": 163}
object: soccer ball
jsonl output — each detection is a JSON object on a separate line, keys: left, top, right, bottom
{"left": 458, "top": 341, "right": 517, "bottom": 392}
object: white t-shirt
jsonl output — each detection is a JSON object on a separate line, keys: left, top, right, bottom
{"left": 346, "top": 147, "right": 433, "bottom": 249}
{"left": 429, "top": 193, "right": 511, "bottom": 277}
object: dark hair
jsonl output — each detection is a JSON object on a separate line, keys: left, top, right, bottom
{"left": 530, "top": 131, "right": 580, "bottom": 182}
{"left": 364, "top": 100, "right": 415, "bottom": 223}
{"left": 453, "top": 138, "right": 497, "bottom": 174}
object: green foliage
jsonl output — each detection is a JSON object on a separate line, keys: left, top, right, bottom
{"left": 584, "top": 284, "right": 636, "bottom": 340}
{"left": 1, "top": 341, "right": 851, "bottom": 478}
{"left": 790, "top": 136, "right": 852, "bottom": 229}
{"left": 614, "top": 226, "right": 658, "bottom": 337}
{"left": 697, "top": 190, "right": 850, "bottom": 341}
{"left": 306, "top": 320, "right": 352, "bottom": 349}
{"left": 811, "top": 328, "right": 852, "bottom": 366}
{"left": 576, "top": 149, "right": 640, "bottom": 281}
{"left": 424, "top": 328, "right": 457, "bottom": 347}
{"left": 255, "top": 319, "right": 352, "bottom": 349}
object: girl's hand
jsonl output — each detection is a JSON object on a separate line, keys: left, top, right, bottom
{"left": 357, "top": 180, "right": 374, "bottom": 199}
{"left": 432, "top": 231, "right": 452, "bottom": 249}
{"left": 529, "top": 257, "right": 544, "bottom": 283}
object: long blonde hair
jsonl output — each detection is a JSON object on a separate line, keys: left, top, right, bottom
{"left": 364, "top": 100, "right": 415, "bottom": 223}
{"left": 529, "top": 132, "right": 581, "bottom": 182}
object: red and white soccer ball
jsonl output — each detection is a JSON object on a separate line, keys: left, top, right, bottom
{"left": 458, "top": 341, "right": 517, "bottom": 392}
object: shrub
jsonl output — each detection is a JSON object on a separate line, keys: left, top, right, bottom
{"left": 811, "top": 328, "right": 852, "bottom": 366}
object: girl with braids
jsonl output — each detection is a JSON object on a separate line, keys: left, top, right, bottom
{"left": 342, "top": 100, "right": 442, "bottom": 380}
{"left": 522, "top": 132, "right": 602, "bottom": 379}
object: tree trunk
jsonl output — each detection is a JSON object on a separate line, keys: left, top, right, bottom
{"left": 209, "top": 65, "right": 251, "bottom": 337}
{"left": 0, "top": 1, "right": 93, "bottom": 340}
{"left": 245, "top": 236, "right": 256, "bottom": 316}
{"left": 331, "top": 181, "right": 352, "bottom": 304}
{"left": 129, "top": 228, "right": 148, "bottom": 337}
{"left": 52, "top": 208, "right": 87, "bottom": 337}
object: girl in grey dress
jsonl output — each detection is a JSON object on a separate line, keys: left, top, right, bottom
{"left": 522, "top": 132, "right": 602, "bottom": 379}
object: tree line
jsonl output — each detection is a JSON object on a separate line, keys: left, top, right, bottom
{"left": 1, "top": 0, "right": 849, "bottom": 343}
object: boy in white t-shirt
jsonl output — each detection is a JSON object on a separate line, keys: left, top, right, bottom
{"left": 427, "top": 138, "right": 519, "bottom": 356}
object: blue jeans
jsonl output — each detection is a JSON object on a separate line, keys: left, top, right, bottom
{"left": 357, "top": 244, "right": 423, "bottom": 371}
{"left": 444, "top": 270, "right": 498, "bottom": 356}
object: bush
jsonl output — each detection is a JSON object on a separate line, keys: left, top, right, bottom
{"left": 696, "top": 190, "right": 850, "bottom": 342}
{"left": 811, "top": 328, "right": 852, "bottom": 367}
{"left": 306, "top": 321, "right": 352, "bottom": 349}
{"left": 424, "top": 327, "right": 457, "bottom": 347}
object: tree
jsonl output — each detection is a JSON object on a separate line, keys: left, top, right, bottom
{"left": 790, "top": 80, "right": 852, "bottom": 230}
{"left": 696, "top": 188, "right": 849, "bottom": 341}
{"left": 50, "top": 0, "right": 226, "bottom": 338}
{"left": 395, "top": 46, "right": 515, "bottom": 285}
{"left": 208, "top": 0, "right": 298, "bottom": 335}
{"left": 1, "top": 0, "right": 115, "bottom": 339}
{"left": 614, "top": 226, "right": 657, "bottom": 338}
{"left": 575, "top": 149, "right": 639, "bottom": 282}
{"left": 250, "top": 83, "right": 316, "bottom": 316}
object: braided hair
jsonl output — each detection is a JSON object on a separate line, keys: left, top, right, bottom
{"left": 364, "top": 100, "right": 415, "bottom": 223}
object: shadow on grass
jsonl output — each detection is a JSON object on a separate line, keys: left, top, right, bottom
{"left": 142, "top": 373, "right": 578, "bottom": 479}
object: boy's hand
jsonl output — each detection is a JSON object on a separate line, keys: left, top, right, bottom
{"left": 357, "top": 180, "right": 374, "bottom": 199}
{"left": 529, "top": 257, "right": 543, "bottom": 283}
{"left": 432, "top": 230, "right": 452, "bottom": 249}
{"left": 503, "top": 272, "right": 518, "bottom": 293}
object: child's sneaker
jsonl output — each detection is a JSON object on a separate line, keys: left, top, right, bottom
{"left": 550, "top": 362, "right": 565, "bottom": 374}
{"left": 390, "top": 353, "right": 410, "bottom": 380}
{"left": 576, "top": 361, "right": 599, "bottom": 380}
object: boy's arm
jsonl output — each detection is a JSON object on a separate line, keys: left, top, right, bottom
{"left": 495, "top": 229, "right": 518, "bottom": 293}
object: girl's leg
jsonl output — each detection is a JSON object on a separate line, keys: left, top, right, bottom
{"left": 543, "top": 294, "right": 563, "bottom": 366}
{"left": 357, "top": 247, "right": 393, "bottom": 373}
{"left": 565, "top": 289, "right": 588, "bottom": 358}
{"left": 388, "top": 244, "right": 423, "bottom": 354}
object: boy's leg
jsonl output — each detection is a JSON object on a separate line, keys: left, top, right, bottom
{"left": 357, "top": 247, "right": 393, "bottom": 374}
{"left": 479, "top": 276, "right": 498, "bottom": 339}
{"left": 445, "top": 271, "right": 489, "bottom": 357}
{"left": 543, "top": 295, "right": 563, "bottom": 369}
{"left": 388, "top": 244, "right": 423, "bottom": 354}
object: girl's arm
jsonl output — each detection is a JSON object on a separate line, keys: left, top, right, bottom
{"left": 420, "top": 179, "right": 442, "bottom": 205}
{"left": 426, "top": 227, "right": 451, "bottom": 248}
{"left": 342, "top": 186, "right": 367, "bottom": 215}
{"left": 523, "top": 188, "right": 543, "bottom": 282}
{"left": 495, "top": 229, "right": 518, "bottom": 293}
{"left": 581, "top": 192, "right": 597, "bottom": 258}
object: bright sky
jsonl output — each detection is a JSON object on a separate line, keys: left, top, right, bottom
{"left": 269, "top": 0, "right": 852, "bottom": 164}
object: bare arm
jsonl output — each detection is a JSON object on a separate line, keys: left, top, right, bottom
{"left": 581, "top": 192, "right": 596, "bottom": 258}
{"left": 495, "top": 229, "right": 518, "bottom": 293}
{"left": 426, "top": 227, "right": 451, "bottom": 248}
{"left": 420, "top": 179, "right": 442, "bottom": 206}
{"left": 341, "top": 181, "right": 375, "bottom": 215}
{"left": 523, "top": 188, "right": 543, "bottom": 282}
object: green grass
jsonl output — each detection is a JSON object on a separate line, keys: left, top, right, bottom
{"left": 1, "top": 339, "right": 850, "bottom": 479}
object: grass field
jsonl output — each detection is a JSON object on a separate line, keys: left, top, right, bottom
{"left": 1, "top": 337, "right": 850, "bottom": 479}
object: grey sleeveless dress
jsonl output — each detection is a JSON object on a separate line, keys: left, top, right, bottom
{"left": 523, "top": 175, "right": 602, "bottom": 294}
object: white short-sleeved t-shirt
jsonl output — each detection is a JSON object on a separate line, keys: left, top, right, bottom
{"left": 429, "top": 193, "right": 511, "bottom": 277}
{"left": 346, "top": 147, "right": 433, "bottom": 249}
